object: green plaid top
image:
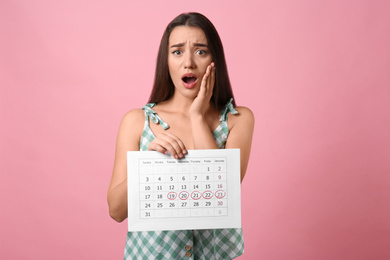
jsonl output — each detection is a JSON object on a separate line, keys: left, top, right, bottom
{"left": 124, "top": 99, "right": 243, "bottom": 260}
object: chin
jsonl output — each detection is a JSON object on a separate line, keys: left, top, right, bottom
{"left": 174, "top": 86, "right": 200, "bottom": 99}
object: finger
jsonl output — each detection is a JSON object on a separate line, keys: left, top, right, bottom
{"left": 205, "top": 63, "right": 215, "bottom": 96}
{"left": 210, "top": 63, "right": 215, "bottom": 94}
{"left": 151, "top": 133, "right": 185, "bottom": 159}
{"left": 165, "top": 132, "right": 187, "bottom": 155}
{"left": 199, "top": 65, "right": 211, "bottom": 97}
{"left": 148, "top": 143, "right": 168, "bottom": 155}
{"left": 150, "top": 139, "right": 179, "bottom": 158}
{"left": 158, "top": 138, "right": 182, "bottom": 158}
{"left": 206, "top": 64, "right": 213, "bottom": 96}
{"left": 161, "top": 132, "right": 187, "bottom": 156}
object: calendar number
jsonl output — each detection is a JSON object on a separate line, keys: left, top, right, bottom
{"left": 179, "top": 191, "right": 189, "bottom": 200}
{"left": 203, "top": 191, "right": 213, "bottom": 199}
{"left": 191, "top": 191, "right": 201, "bottom": 200}
{"left": 215, "top": 190, "right": 226, "bottom": 199}
{"left": 167, "top": 192, "right": 177, "bottom": 200}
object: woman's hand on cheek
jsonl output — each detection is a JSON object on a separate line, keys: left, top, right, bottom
{"left": 189, "top": 62, "right": 215, "bottom": 117}
{"left": 148, "top": 132, "right": 187, "bottom": 159}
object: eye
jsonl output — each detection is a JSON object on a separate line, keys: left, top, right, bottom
{"left": 172, "top": 50, "right": 182, "bottom": 55}
{"left": 196, "top": 49, "right": 207, "bottom": 55}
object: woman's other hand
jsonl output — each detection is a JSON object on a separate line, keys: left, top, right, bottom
{"left": 148, "top": 132, "right": 187, "bottom": 159}
{"left": 189, "top": 62, "right": 215, "bottom": 117}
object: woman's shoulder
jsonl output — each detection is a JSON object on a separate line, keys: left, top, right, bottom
{"left": 123, "top": 108, "right": 145, "bottom": 119}
{"left": 229, "top": 106, "right": 255, "bottom": 128}
{"left": 120, "top": 108, "right": 145, "bottom": 129}
{"left": 115, "top": 108, "right": 145, "bottom": 147}
{"left": 235, "top": 106, "right": 253, "bottom": 116}
{"left": 234, "top": 106, "right": 254, "bottom": 120}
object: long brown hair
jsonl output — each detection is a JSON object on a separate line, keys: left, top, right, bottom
{"left": 148, "top": 12, "right": 236, "bottom": 110}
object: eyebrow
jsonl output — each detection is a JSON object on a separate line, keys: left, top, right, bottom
{"left": 170, "top": 43, "right": 208, "bottom": 48}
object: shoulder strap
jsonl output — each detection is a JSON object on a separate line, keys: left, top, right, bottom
{"left": 142, "top": 103, "right": 170, "bottom": 130}
{"left": 219, "top": 98, "right": 238, "bottom": 122}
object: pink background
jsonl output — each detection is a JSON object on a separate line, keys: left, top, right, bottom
{"left": 1, "top": 0, "right": 389, "bottom": 259}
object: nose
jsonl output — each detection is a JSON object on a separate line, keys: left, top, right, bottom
{"left": 184, "top": 52, "right": 196, "bottom": 69}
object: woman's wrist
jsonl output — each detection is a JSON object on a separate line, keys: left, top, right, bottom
{"left": 189, "top": 113, "right": 205, "bottom": 123}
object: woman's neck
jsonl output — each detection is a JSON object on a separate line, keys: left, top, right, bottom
{"left": 162, "top": 93, "right": 212, "bottom": 114}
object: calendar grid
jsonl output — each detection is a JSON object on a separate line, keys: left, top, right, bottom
{"left": 139, "top": 157, "right": 228, "bottom": 219}
{"left": 128, "top": 149, "right": 241, "bottom": 232}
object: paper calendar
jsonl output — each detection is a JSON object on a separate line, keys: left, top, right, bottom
{"left": 127, "top": 149, "right": 241, "bottom": 232}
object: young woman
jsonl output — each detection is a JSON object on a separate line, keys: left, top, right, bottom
{"left": 108, "top": 12, "right": 254, "bottom": 259}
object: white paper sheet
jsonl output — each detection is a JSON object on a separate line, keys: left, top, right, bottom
{"left": 127, "top": 149, "right": 241, "bottom": 232}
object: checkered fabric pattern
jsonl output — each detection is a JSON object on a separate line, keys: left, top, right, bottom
{"left": 212, "top": 99, "right": 238, "bottom": 149}
{"left": 124, "top": 99, "right": 243, "bottom": 260}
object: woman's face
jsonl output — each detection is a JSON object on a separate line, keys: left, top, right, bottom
{"left": 168, "top": 26, "right": 213, "bottom": 99}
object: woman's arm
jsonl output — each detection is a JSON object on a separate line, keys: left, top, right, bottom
{"left": 224, "top": 106, "right": 255, "bottom": 181}
{"left": 107, "top": 109, "right": 144, "bottom": 222}
{"left": 190, "top": 63, "right": 219, "bottom": 149}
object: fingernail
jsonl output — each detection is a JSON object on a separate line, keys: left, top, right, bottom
{"left": 174, "top": 154, "right": 178, "bottom": 159}
{"left": 183, "top": 149, "right": 187, "bottom": 154}
{"left": 179, "top": 153, "right": 183, "bottom": 158}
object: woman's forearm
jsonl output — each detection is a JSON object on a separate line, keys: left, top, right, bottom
{"left": 107, "top": 179, "right": 128, "bottom": 222}
{"left": 190, "top": 114, "right": 219, "bottom": 150}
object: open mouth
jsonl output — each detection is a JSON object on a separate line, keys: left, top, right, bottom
{"left": 182, "top": 76, "right": 197, "bottom": 84}
{"left": 181, "top": 74, "right": 198, "bottom": 89}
